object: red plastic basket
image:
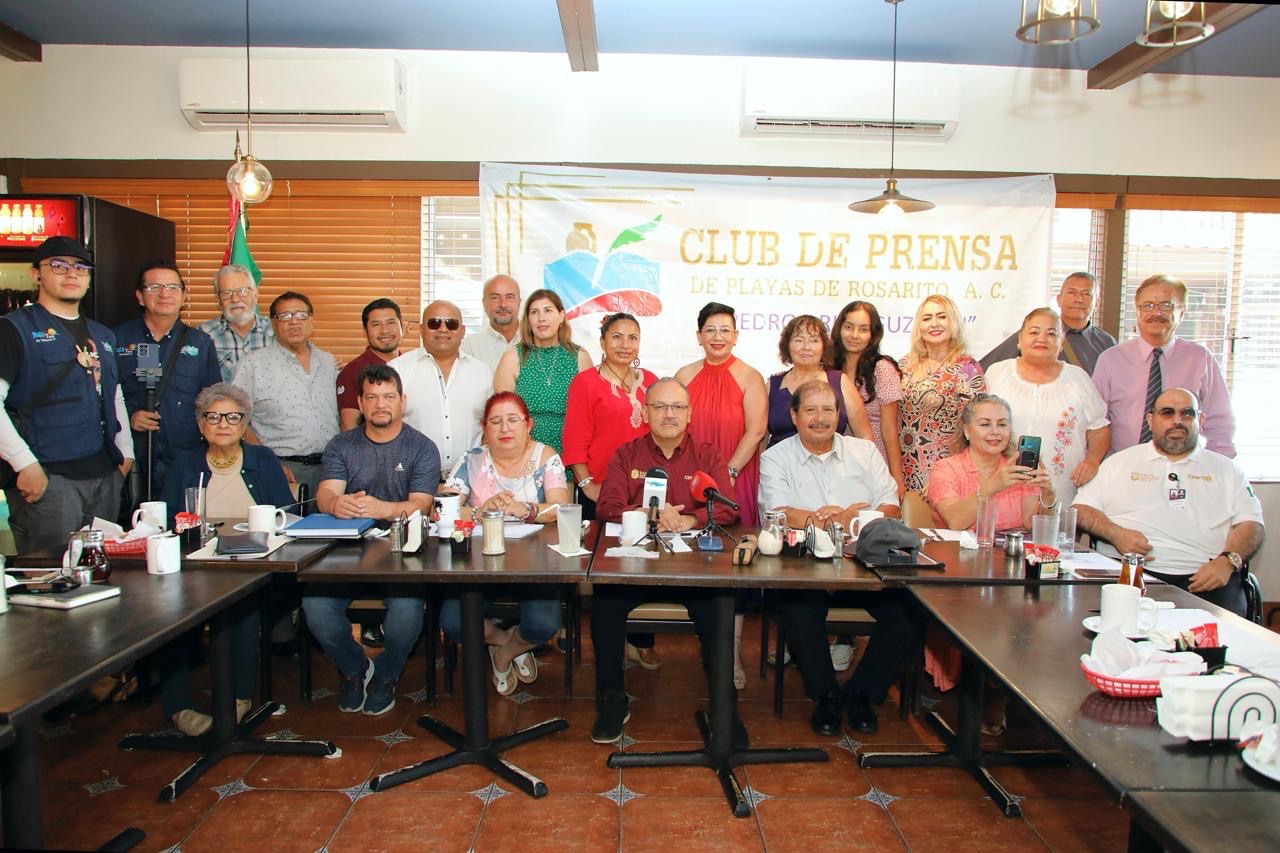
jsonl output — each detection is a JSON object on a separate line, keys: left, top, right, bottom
{"left": 103, "top": 537, "right": 147, "bottom": 557}
{"left": 1080, "top": 659, "right": 1162, "bottom": 698}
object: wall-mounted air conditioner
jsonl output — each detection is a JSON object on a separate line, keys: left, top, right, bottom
{"left": 741, "top": 60, "right": 959, "bottom": 141}
{"left": 179, "top": 58, "right": 407, "bottom": 132}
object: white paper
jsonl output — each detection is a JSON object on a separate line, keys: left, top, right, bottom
{"left": 605, "top": 522, "right": 622, "bottom": 537}
{"left": 1064, "top": 551, "right": 1122, "bottom": 574}
{"left": 921, "top": 528, "right": 966, "bottom": 542}
{"left": 187, "top": 534, "right": 291, "bottom": 560}
{"left": 548, "top": 543, "right": 591, "bottom": 557}
{"left": 427, "top": 522, "right": 543, "bottom": 539}
{"left": 604, "top": 545, "right": 660, "bottom": 559}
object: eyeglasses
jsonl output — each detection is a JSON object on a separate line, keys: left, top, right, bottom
{"left": 142, "top": 283, "right": 183, "bottom": 294}
{"left": 485, "top": 415, "right": 526, "bottom": 428}
{"left": 1154, "top": 407, "right": 1197, "bottom": 420}
{"left": 217, "top": 286, "right": 255, "bottom": 302}
{"left": 272, "top": 311, "right": 311, "bottom": 322}
{"left": 200, "top": 411, "right": 246, "bottom": 425}
{"left": 646, "top": 403, "right": 690, "bottom": 414}
{"left": 425, "top": 317, "right": 462, "bottom": 331}
{"left": 1137, "top": 301, "right": 1178, "bottom": 314}
{"left": 700, "top": 326, "right": 735, "bottom": 337}
{"left": 41, "top": 259, "right": 93, "bottom": 276}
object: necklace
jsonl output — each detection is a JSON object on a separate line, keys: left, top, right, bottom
{"left": 600, "top": 361, "right": 633, "bottom": 392}
{"left": 600, "top": 362, "right": 643, "bottom": 428}
{"left": 208, "top": 450, "right": 241, "bottom": 471}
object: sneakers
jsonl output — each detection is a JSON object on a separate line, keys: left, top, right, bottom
{"left": 626, "top": 643, "right": 662, "bottom": 670}
{"left": 591, "top": 691, "right": 631, "bottom": 744}
{"left": 339, "top": 659, "right": 374, "bottom": 713}
{"left": 363, "top": 676, "right": 398, "bottom": 716}
{"left": 829, "top": 642, "right": 855, "bottom": 672}
{"left": 172, "top": 708, "right": 212, "bottom": 737}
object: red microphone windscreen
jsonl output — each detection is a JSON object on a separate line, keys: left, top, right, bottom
{"left": 690, "top": 470, "right": 717, "bottom": 501}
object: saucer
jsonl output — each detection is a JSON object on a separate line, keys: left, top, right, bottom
{"left": 1241, "top": 745, "right": 1280, "bottom": 784}
{"left": 1082, "top": 615, "right": 1151, "bottom": 640}
{"left": 233, "top": 522, "right": 250, "bottom": 532}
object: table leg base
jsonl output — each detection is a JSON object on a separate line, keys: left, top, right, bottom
{"left": 368, "top": 714, "right": 569, "bottom": 796}
{"left": 118, "top": 702, "right": 338, "bottom": 802}
{"left": 859, "top": 711, "right": 1064, "bottom": 818}
{"left": 608, "top": 710, "right": 828, "bottom": 819}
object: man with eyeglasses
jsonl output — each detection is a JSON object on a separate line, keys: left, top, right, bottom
{"left": 461, "top": 274, "right": 521, "bottom": 372}
{"left": 979, "top": 272, "right": 1116, "bottom": 374}
{"left": 113, "top": 261, "right": 221, "bottom": 501}
{"left": 303, "top": 363, "right": 439, "bottom": 716}
{"left": 1074, "top": 388, "right": 1263, "bottom": 617}
{"left": 1093, "top": 273, "right": 1235, "bottom": 457}
{"left": 589, "top": 377, "right": 738, "bottom": 744}
{"left": 231, "top": 291, "right": 339, "bottom": 496}
{"left": 337, "top": 298, "right": 404, "bottom": 431}
{"left": 199, "top": 264, "right": 275, "bottom": 382}
{"left": 0, "top": 236, "right": 134, "bottom": 554}
{"left": 390, "top": 300, "right": 491, "bottom": 477}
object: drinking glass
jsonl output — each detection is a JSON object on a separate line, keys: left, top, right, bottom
{"left": 557, "top": 504, "right": 583, "bottom": 552}
{"left": 1057, "top": 507, "right": 1078, "bottom": 558}
{"left": 974, "top": 495, "right": 997, "bottom": 548}
{"left": 1031, "top": 513, "right": 1059, "bottom": 548}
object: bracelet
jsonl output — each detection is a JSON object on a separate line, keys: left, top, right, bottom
{"left": 1038, "top": 494, "right": 1058, "bottom": 510}
{"left": 728, "top": 466, "right": 740, "bottom": 479}
{"left": 577, "top": 475, "right": 594, "bottom": 489}
{"left": 524, "top": 502, "right": 539, "bottom": 523}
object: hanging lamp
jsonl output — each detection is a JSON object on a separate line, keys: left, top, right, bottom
{"left": 226, "top": 0, "right": 273, "bottom": 204}
{"left": 1136, "top": 1, "right": 1213, "bottom": 47}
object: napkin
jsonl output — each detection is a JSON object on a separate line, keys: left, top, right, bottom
{"left": 604, "top": 546, "right": 659, "bottom": 560}
{"left": 1081, "top": 629, "right": 1206, "bottom": 679}
{"left": 957, "top": 531, "right": 979, "bottom": 550}
{"left": 548, "top": 543, "right": 591, "bottom": 557}
{"left": 1156, "top": 675, "right": 1280, "bottom": 741}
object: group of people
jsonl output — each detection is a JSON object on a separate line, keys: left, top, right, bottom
{"left": 0, "top": 235, "right": 1264, "bottom": 744}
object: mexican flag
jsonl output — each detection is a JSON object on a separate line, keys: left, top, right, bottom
{"left": 222, "top": 196, "right": 262, "bottom": 284}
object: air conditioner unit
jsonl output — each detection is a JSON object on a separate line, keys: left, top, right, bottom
{"left": 179, "top": 58, "right": 407, "bottom": 131}
{"left": 741, "top": 60, "right": 958, "bottom": 141}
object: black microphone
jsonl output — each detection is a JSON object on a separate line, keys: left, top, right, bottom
{"left": 690, "top": 469, "right": 740, "bottom": 512}
{"left": 648, "top": 495, "right": 661, "bottom": 526}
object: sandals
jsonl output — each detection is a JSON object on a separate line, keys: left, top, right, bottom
{"left": 512, "top": 651, "right": 538, "bottom": 685}
{"left": 734, "top": 664, "right": 747, "bottom": 691}
{"left": 489, "top": 646, "right": 517, "bottom": 696}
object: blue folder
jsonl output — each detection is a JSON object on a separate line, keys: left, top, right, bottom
{"left": 284, "top": 513, "right": 375, "bottom": 539}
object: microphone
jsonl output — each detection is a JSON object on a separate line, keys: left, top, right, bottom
{"left": 642, "top": 466, "right": 668, "bottom": 518}
{"left": 648, "top": 495, "right": 661, "bottom": 527}
{"left": 690, "top": 470, "right": 740, "bottom": 512}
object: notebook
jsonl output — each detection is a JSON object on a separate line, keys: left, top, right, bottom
{"left": 9, "top": 584, "right": 122, "bottom": 610}
{"left": 283, "top": 513, "right": 375, "bottom": 539}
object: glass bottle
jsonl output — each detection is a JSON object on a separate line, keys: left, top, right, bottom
{"left": 73, "top": 530, "right": 111, "bottom": 582}
{"left": 758, "top": 509, "right": 786, "bottom": 556}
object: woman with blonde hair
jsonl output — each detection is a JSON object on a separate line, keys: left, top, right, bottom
{"left": 897, "top": 294, "right": 986, "bottom": 493}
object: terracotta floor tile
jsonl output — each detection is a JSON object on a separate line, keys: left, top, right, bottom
{"left": 327, "top": 790, "right": 483, "bottom": 853}
{"left": 736, "top": 700, "right": 841, "bottom": 747}
{"left": 621, "top": 696, "right": 712, "bottom": 743}
{"left": 181, "top": 789, "right": 352, "bottom": 853}
{"left": 244, "top": 735, "right": 387, "bottom": 790}
{"left": 511, "top": 696, "right": 600, "bottom": 738}
{"left": 620, "top": 795, "right": 764, "bottom": 852}
{"left": 742, "top": 744, "right": 869, "bottom": 798}
{"left": 499, "top": 730, "right": 618, "bottom": 794}
{"left": 756, "top": 797, "right": 906, "bottom": 851}
{"left": 987, "top": 763, "right": 1112, "bottom": 800}
{"left": 619, "top": 741, "right": 734, "bottom": 797}
{"left": 888, "top": 798, "right": 1049, "bottom": 852}
{"left": 369, "top": 737, "right": 504, "bottom": 793}
{"left": 475, "top": 792, "right": 618, "bottom": 852}
{"left": 275, "top": 692, "right": 421, "bottom": 739}
{"left": 1020, "top": 797, "right": 1130, "bottom": 852}
{"left": 864, "top": 765, "right": 991, "bottom": 799}
{"left": 41, "top": 778, "right": 220, "bottom": 853}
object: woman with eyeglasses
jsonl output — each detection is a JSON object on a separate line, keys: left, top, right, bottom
{"left": 439, "top": 392, "right": 569, "bottom": 695}
{"left": 493, "top": 288, "right": 592, "bottom": 453}
{"left": 766, "top": 314, "right": 873, "bottom": 448}
{"left": 158, "top": 382, "right": 291, "bottom": 736}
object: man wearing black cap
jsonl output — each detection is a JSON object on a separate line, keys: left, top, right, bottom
{"left": 0, "top": 236, "right": 134, "bottom": 554}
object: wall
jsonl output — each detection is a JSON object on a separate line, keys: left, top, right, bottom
{"left": 2, "top": 47, "right": 1280, "bottom": 179}
{"left": 1252, "top": 483, "right": 1277, "bottom": 599}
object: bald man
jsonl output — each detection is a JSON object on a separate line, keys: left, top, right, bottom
{"left": 462, "top": 274, "right": 521, "bottom": 372}
{"left": 389, "top": 300, "right": 492, "bottom": 476}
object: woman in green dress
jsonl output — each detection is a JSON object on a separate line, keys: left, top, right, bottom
{"left": 493, "top": 288, "right": 592, "bottom": 452}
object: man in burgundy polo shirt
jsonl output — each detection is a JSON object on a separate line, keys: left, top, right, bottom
{"left": 590, "top": 377, "right": 738, "bottom": 744}
{"left": 337, "top": 298, "right": 404, "bottom": 430}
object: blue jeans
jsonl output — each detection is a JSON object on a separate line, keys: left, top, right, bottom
{"left": 159, "top": 608, "right": 260, "bottom": 717}
{"left": 302, "top": 585, "right": 425, "bottom": 682}
{"left": 439, "top": 586, "right": 561, "bottom": 645}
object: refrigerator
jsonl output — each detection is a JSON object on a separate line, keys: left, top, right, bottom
{"left": 0, "top": 194, "right": 176, "bottom": 327}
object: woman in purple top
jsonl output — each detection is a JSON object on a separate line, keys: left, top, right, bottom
{"left": 765, "top": 315, "right": 872, "bottom": 448}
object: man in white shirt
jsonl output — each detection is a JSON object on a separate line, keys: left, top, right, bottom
{"left": 1074, "top": 387, "right": 1264, "bottom": 617}
{"left": 391, "top": 300, "right": 492, "bottom": 477}
{"left": 759, "top": 380, "right": 903, "bottom": 735}
{"left": 460, "top": 274, "right": 521, "bottom": 372}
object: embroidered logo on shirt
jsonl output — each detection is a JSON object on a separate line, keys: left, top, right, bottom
{"left": 395, "top": 462, "right": 405, "bottom": 472}
{"left": 181, "top": 345, "right": 199, "bottom": 357}
{"left": 1130, "top": 472, "right": 1158, "bottom": 482}
{"left": 30, "top": 328, "right": 57, "bottom": 343}
{"left": 631, "top": 469, "right": 641, "bottom": 479}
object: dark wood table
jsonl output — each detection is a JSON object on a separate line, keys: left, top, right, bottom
{"left": 588, "top": 526, "right": 882, "bottom": 818}
{"left": 297, "top": 526, "right": 588, "bottom": 797}
{"left": 865, "top": 539, "right": 1112, "bottom": 586}
{"left": 1124, "top": 790, "right": 1280, "bottom": 853}
{"left": 0, "top": 567, "right": 336, "bottom": 849}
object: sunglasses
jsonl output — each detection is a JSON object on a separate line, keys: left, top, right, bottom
{"left": 425, "top": 317, "right": 462, "bottom": 331}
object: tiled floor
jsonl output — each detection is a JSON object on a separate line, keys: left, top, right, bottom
{"left": 33, "top": 616, "right": 1131, "bottom": 852}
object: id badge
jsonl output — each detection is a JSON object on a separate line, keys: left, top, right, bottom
{"left": 1167, "top": 487, "right": 1187, "bottom": 505}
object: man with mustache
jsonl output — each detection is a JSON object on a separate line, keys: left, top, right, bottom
{"left": 337, "top": 298, "right": 404, "bottom": 430}
{"left": 1074, "top": 387, "right": 1263, "bottom": 617}
{"left": 462, "top": 274, "right": 521, "bottom": 372}
{"left": 759, "top": 380, "right": 903, "bottom": 735}
{"left": 1093, "top": 274, "right": 1235, "bottom": 456}
{"left": 200, "top": 264, "right": 274, "bottom": 382}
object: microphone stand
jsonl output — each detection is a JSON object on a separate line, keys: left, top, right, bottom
{"left": 699, "top": 495, "right": 739, "bottom": 545}
{"left": 636, "top": 496, "right": 673, "bottom": 555}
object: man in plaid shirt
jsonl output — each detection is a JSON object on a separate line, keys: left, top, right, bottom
{"left": 200, "top": 264, "right": 274, "bottom": 382}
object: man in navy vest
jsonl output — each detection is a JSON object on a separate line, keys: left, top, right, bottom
{"left": 0, "top": 236, "right": 134, "bottom": 554}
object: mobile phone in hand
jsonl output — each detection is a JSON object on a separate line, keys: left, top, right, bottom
{"left": 1016, "top": 435, "right": 1042, "bottom": 469}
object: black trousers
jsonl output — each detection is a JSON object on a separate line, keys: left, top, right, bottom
{"left": 777, "top": 588, "right": 916, "bottom": 704}
{"left": 1145, "top": 567, "right": 1247, "bottom": 619}
{"left": 582, "top": 492, "right": 653, "bottom": 650}
{"left": 590, "top": 584, "right": 716, "bottom": 695}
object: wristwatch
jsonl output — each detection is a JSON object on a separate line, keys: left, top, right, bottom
{"left": 577, "top": 475, "right": 594, "bottom": 489}
{"left": 1218, "top": 551, "right": 1244, "bottom": 571}
{"left": 728, "top": 466, "right": 740, "bottom": 479}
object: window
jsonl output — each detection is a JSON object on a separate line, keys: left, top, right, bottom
{"left": 421, "top": 197, "right": 484, "bottom": 333}
{"left": 1049, "top": 207, "right": 1107, "bottom": 324}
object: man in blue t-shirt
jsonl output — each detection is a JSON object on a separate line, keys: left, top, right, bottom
{"left": 302, "top": 363, "right": 440, "bottom": 716}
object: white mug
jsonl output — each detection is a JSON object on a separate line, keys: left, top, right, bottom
{"left": 1100, "top": 583, "right": 1158, "bottom": 635}
{"left": 247, "top": 504, "right": 286, "bottom": 534}
{"left": 436, "top": 495, "right": 462, "bottom": 534}
{"left": 146, "top": 533, "right": 181, "bottom": 575}
{"left": 851, "top": 509, "right": 885, "bottom": 537}
{"left": 132, "top": 500, "right": 167, "bottom": 531}
{"left": 620, "top": 510, "right": 647, "bottom": 546}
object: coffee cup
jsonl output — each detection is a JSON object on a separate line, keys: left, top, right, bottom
{"left": 1100, "top": 583, "right": 1158, "bottom": 635}
{"left": 851, "top": 509, "right": 884, "bottom": 538}
{"left": 620, "top": 510, "right": 647, "bottom": 545}
{"left": 132, "top": 500, "right": 167, "bottom": 531}
{"left": 146, "top": 533, "right": 181, "bottom": 575}
{"left": 247, "top": 504, "right": 286, "bottom": 534}
{"left": 436, "top": 495, "right": 462, "bottom": 534}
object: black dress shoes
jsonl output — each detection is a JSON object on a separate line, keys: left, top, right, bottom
{"left": 846, "top": 692, "right": 879, "bottom": 734}
{"left": 810, "top": 691, "right": 843, "bottom": 736}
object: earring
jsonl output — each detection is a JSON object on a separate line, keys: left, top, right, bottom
{"left": 632, "top": 357, "right": 640, "bottom": 368}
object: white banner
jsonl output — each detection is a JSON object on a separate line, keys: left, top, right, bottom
{"left": 481, "top": 164, "right": 1055, "bottom": 377}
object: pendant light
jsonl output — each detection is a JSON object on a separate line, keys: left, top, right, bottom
{"left": 1015, "top": 0, "right": 1101, "bottom": 46}
{"left": 226, "top": 0, "right": 273, "bottom": 205}
{"left": 1136, "top": 1, "right": 1214, "bottom": 47}
{"left": 849, "top": 0, "right": 933, "bottom": 217}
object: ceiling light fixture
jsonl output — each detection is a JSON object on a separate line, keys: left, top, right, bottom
{"left": 1015, "top": 0, "right": 1101, "bottom": 45}
{"left": 849, "top": 0, "right": 933, "bottom": 218}
{"left": 226, "top": 0, "right": 273, "bottom": 205}
{"left": 1136, "top": 1, "right": 1214, "bottom": 47}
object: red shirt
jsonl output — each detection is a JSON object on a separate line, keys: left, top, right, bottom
{"left": 596, "top": 433, "right": 737, "bottom": 527}
{"left": 336, "top": 346, "right": 398, "bottom": 412}
{"left": 561, "top": 367, "right": 659, "bottom": 481}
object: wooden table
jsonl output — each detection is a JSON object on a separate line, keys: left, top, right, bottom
{"left": 0, "top": 568, "right": 336, "bottom": 848}
{"left": 1124, "top": 790, "right": 1280, "bottom": 853}
{"left": 588, "top": 526, "right": 882, "bottom": 817}
{"left": 865, "top": 539, "right": 1111, "bottom": 586}
{"left": 297, "top": 526, "right": 587, "bottom": 797}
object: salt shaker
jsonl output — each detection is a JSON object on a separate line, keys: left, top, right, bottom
{"left": 388, "top": 514, "right": 405, "bottom": 553}
{"left": 480, "top": 510, "right": 506, "bottom": 555}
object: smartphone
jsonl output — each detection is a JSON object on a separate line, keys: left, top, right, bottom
{"left": 1016, "top": 435, "right": 1042, "bottom": 470}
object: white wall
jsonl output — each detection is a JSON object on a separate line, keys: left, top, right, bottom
{"left": 2, "top": 46, "right": 1280, "bottom": 179}
{"left": 1251, "top": 482, "right": 1277, "bottom": 600}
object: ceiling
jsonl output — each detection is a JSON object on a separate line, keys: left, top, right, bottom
{"left": 1, "top": 0, "right": 1277, "bottom": 80}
